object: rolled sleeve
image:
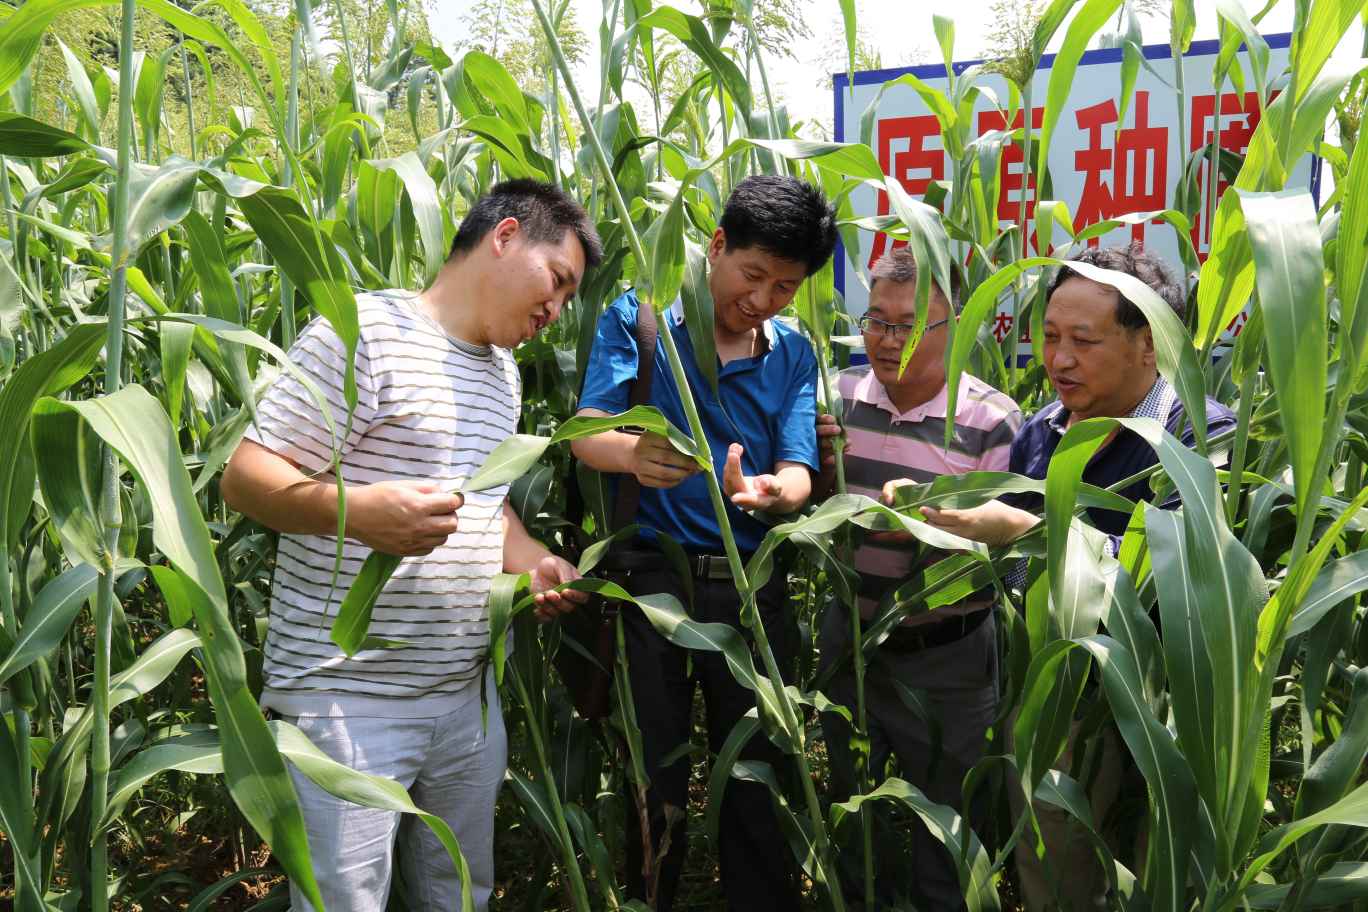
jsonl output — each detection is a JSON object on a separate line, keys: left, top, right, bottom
{"left": 775, "top": 340, "right": 819, "bottom": 471}
{"left": 577, "top": 296, "right": 642, "bottom": 415}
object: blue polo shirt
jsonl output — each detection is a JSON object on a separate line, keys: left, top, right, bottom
{"left": 578, "top": 290, "right": 819, "bottom": 554}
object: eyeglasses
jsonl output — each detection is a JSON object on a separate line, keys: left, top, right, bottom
{"left": 857, "top": 314, "right": 949, "bottom": 342}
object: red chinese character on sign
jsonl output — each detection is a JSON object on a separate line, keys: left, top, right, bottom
{"left": 1114, "top": 91, "right": 1168, "bottom": 236}
{"left": 1189, "top": 91, "right": 1269, "bottom": 260}
{"left": 1074, "top": 99, "right": 1118, "bottom": 242}
{"left": 979, "top": 106, "right": 1044, "bottom": 254}
{"left": 992, "top": 312, "right": 1014, "bottom": 343}
{"left": 1068, "top": 91, "right": 1169, "bottom": 246}
{"left": 868, "top": 114, "right": 945, "bottom": 268}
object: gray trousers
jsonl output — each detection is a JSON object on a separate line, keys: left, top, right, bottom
{"left": 281, "top": 682, "right": 507, "bottom": 912}
{"left": 820, "top": 606, "right": 999, "bottom": 911}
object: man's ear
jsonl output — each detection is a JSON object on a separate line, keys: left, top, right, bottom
{"left": 707, "top": 226, "right": 727, "bottom": 263}
{"left": 490, "top": 217, "right": 521, "bottom": 256}
{"left": 1141, "top": 326, "right": 1157, "bottom": 368}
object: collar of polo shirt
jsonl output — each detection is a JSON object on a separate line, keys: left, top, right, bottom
{"left": 668, "top": 298, "right": 775, "bottom": 354}
{"left": 851, "top": 366, "right": 951, "bottom": 422}
{"left": 1045, "top": 374, "right": 1176, "bottom": 436}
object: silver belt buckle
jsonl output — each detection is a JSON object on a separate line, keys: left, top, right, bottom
{"left": 698, "top": 555, "right": 731, "bottom": 580}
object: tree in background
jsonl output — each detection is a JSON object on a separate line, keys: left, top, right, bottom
{"left": 454, "top": 0, "right": 589, "bottom": 92}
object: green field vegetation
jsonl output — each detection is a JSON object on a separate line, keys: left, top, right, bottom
{"left": 3, "top": 0, "right": 1368, "bottom": 909}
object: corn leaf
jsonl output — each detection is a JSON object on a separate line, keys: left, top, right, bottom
{"left": 34, "top": 386, "right": 324, "bottom": 908}
{"left": 0, "top": 322, "right": 106, "bottom": 551}
{"left": 1238, "top": 190, "right": 1326, "bottom": 520}
{"left": 831, "top": 777, "right": 999, "bottom": 912}
{"left": 1034, "top": 0, "right": 1123, "bottom": 183}
{"left": 0, "top": 564, "right": 100, "bottom": 686}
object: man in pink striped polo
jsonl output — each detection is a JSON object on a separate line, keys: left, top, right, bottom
{"left": 816, "top": 246, "right": 1021, "bottom": 909}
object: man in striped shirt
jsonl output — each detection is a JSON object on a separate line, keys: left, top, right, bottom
{"left": 221, "top": 180, "right": 600, "bottom": 911}
{"left": 815, "top": 247, "right": 1021, "bottom": 909}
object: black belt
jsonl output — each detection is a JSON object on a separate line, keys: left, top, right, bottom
{"left": 877, "top": 606, "right": 992, "bottom": 654}
{"left": 597, "top": 544, "right": 742, "bottom": 581}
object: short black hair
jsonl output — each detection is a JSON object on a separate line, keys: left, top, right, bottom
{"left": 719, "top": 175, "right": 837, "bottom": 277}
{"left": 1046, "top": 241, "right": 1183, "bottom": 331}
{"left": 448, "top": 178, "right": 602, "bottom": 269}
{"left": 868, "top": 246, "right": 961, "bottom": 312}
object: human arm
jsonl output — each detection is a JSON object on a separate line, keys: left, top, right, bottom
{"left": 572, "top": 295, "right": 700, "bottom": 487}
{"left": 911, "top": 403, "right": 1038, "bottom": 546}
{"left": 863, "top": 477, "right": 1037, "bottom": 548}
{"left": 722, "top": 446, "right": 811, "bottom": 513}
{"left": 915, "top": 499, "right": 1041, "bottom": 547}
{"left": 568, "top": 408, "right": 700, "bottom": 488}
{"left": 503, "top": 502, "right": 589, "bottom": 620}
{"left": 218, "top": 315, "right": 467, "bottom": 556}
{"left": 886, "top": 401, "right": 1034, "bottom": 546}
{"left": 220, "top": 439, "right": 463, "bottom": 556}
{"left": 813, "top": 412, "right": 850, "bottom": 501}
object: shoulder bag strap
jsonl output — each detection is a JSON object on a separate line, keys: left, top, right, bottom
{"left": 610, "top": 300, "right": 659, "bottom": 532}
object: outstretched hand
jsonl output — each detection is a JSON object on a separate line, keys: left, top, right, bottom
{"left": 916, "top": 500, "right": 1041, "bottom": 547}
{"left": 723, "top": 443, "right": 785, "bottom": 511}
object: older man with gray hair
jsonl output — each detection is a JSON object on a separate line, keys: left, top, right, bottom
{"left": 815, "top": 245, "right": 1021, "bottom": 910}
{"left": 907, "top": 242, "right": 1238, "bottom": 910}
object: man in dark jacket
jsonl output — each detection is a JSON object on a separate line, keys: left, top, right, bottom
{"left": 914, "top": 242, "right": 1236, "bottom": 549}
{"left": 894, "top": 242, "right": 1237, "bottom": 910}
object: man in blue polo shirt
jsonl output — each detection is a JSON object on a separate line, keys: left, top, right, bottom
{"left": 572, "top": 174, "right": 837, "bottom": 910}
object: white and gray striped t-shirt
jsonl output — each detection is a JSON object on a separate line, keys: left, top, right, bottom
{"left": 245, "top": 291, "right": 520, "bottom": 718}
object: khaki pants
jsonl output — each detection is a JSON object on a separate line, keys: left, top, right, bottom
{"left": 1010, "top": 718, "right": 1126, "bottom": 912}
{"left": 279, "top": 676, "right": 507, "bottom": 912}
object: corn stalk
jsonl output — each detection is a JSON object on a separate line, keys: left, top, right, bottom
{"left": 89, "top": 0, "right": 137, "bottom": 906}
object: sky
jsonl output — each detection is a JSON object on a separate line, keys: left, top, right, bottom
{"left": 424, "top": 0, "right": 1334, "bottom": 132}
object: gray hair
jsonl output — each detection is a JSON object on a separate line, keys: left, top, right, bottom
{"left": 868, "top": 246, "right": 961, "bottom": 312}
{"left": 1046, "top": 241, "right": 1184, "bottom": 330}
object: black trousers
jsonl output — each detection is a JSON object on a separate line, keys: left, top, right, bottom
{"left": 820, "top": 604, "right": 999, "bottom": 911}
{"left": 619, "top": 564, "right": 801, "bottom": 912}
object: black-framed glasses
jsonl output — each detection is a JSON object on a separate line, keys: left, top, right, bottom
{"left": 857, "top": 314, "right": 949, "bottom": 342}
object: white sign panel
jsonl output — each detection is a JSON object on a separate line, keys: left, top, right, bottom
{"left": 834, "top": 33, "right": 1318, "bottom": 353}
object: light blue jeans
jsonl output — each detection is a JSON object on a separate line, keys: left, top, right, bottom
{"left": 281, "top": 686, "right": 507, "bottom": 911}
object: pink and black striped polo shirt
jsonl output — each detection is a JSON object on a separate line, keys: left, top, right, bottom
{"left": 837, "top": 366, "right": 1022, "bottom": 626}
